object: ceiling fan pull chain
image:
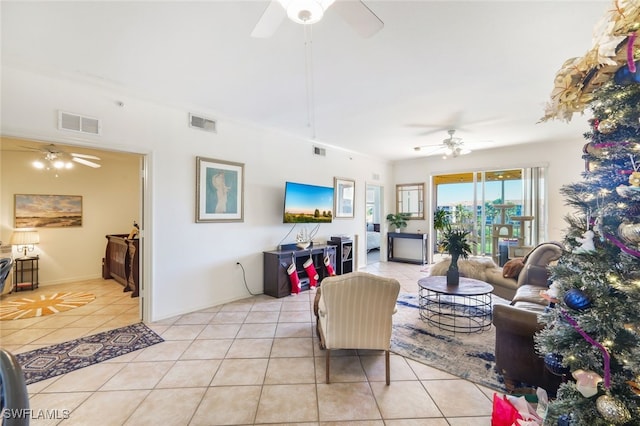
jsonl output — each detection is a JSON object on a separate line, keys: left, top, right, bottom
{"left": 304, "top": 23, "right": 316, "bottom": 139}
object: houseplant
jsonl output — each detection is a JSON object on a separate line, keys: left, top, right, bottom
{"left": 386, "top": 212, "right": 410, "bottom": 232}
{"left": 433, "top": 208, "right": 451, "bottom": 252}
{"left": 440, "top": 224, "right": 472, "bottom": 286}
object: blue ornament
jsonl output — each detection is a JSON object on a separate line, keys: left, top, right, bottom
{"left": 544, "top": 353, "right": 570, "bottom": 376}
{"left": 564, "top": 288, "right": 592, "bottom": 310}
{"left": 614, "top": 61, "right": 640, "bottom": 85}
{"left": 558, "top": 414, "right": 572, "bottom": 426}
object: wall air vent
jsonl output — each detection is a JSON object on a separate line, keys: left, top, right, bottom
{"left": 313, "top": 146, "right": 326, "bottom": 156}
{"left": 189, "top": 113, "right": 217, "bottom": 133}
{"left": 58, "top": 111, "right": 101, "bottom": 135}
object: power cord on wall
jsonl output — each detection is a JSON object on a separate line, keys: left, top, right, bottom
{"left": 237, "top": 262, "right": 260, "bottom": 296}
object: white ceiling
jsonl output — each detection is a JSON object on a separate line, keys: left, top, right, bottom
{"left": 1, "top": 1, "right": 611, "bottom": 161}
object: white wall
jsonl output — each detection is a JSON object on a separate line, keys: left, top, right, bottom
{"left": 1, "top": 65, "right": 393, "bottom": 321}
{"left": 1, "top": 140, "right": 140, "bottom": 284}
{"left": 391, "top": 138, "right": 586, "bottom": 249}
{"left": 2, "top": 64, "right": 588, "bottom": 321}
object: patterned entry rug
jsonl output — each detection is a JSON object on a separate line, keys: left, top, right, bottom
{"left": 0, "top": 292, "right": 96, "bottom": 320}
{"left": 16, "top": 322, "right": 164, "bottom": 385}
{"left": 391, "top": 293, "right": 507, "bottom": 392}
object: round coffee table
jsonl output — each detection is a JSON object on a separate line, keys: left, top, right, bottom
{"left": 418, "top": 275, "right": 493, "bottom": 333}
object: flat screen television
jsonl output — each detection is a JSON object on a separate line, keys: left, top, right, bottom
{"left": 283, "top": 181, "right": 334, "bottom": 223}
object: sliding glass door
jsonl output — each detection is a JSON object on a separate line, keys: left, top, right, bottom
{"left": 433, "top": 167, "right": 546, "bottom": 264}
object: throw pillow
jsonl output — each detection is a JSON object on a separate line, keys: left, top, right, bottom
{"left": 503, "top": 257, "right": 525, "bottom": 278}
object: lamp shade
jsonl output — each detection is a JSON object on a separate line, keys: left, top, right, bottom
{"left": 9, "top": 230, "right": 40, "bottom": 246}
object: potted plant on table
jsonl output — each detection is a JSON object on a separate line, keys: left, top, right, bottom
{"left": 386, "top": 212, "right": 410, "bottom": 233}
{"left": 440, "top": 224, "right": 472, "bottom": 286}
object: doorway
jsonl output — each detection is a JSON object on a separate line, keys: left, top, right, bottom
{"left": 365, "top": 184, "right": 383, "bottom": 264}
{"left": 1, "top": 137, "right": 147, "bottom": 321}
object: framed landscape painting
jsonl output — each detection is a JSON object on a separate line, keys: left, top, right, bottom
{"left": 15, "top": 194, "right": 83, "bottom": 228}
{"left": 196, "top": 156, "right": 244, "bottom": 223}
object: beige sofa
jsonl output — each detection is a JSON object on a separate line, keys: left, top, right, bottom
{"left": 429, "top": 242, "right": 563, "bottom": 301}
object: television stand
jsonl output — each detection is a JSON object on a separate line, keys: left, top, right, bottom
{"left": 263, "top": 244, "right": 337, "bottom": 298}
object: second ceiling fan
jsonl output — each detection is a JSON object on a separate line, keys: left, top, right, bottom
{"left": 414, "top": 130, "right": 471, "bottom": 159}
{"left": 25, "top": 144, "right": 102, "bottom": 170}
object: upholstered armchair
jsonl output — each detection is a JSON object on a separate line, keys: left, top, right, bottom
{"left": 316, "top": 272, "right": 400, "bottom": 385}
{"left": 0, "top": 258, "right": 14, "bottom": 296}
{"left": 0, "top": 348, "right": 30, "bottom": 425}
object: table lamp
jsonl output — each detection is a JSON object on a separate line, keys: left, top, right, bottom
{"left": 9, "top": 230, "right": 40, "bottom": 258}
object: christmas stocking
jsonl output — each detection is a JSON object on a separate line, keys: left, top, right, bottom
{"left": 303, "top": 258, "right": 319, "bottom": 289}
{"left": 287, "top": 263, "right": 301, "bottom": 295}
{"left": 324, "top": 255, "right": 335, "bottom": 276}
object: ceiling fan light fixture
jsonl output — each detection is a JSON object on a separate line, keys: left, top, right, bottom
{"left": 279, "top": 0, "right": 335, "bottom": 24}
{"left": 33, "top": 160, "right": 45, "bottom": 169}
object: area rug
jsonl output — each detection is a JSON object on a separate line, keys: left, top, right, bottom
{"left": 391, "top": 292, "right": 507, "bottom": 392}
{"left": 16, "top": 322, "right": 164, "bottom": 385}
{"left": 0, "top": 292, "right": 96, "bottom": 320}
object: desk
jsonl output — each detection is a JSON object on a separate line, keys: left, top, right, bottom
{"left": 14, "top": 256, "right": 39, "bottom": 291}
{"left": 418, "top": 276, "right": 493, "bottom": 333}
{"left": 387, "top": 232, "right": 428, "bottom": 265}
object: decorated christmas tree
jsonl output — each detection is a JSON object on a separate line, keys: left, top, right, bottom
{"left": 536, "top": 2, "right": 640, "bottom": 424}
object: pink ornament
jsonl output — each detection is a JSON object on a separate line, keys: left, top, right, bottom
{"left": 572, "top": 369, "right": 603, "bottom": 397}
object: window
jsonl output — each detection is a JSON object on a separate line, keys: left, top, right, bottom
{"left": 433, "top": 167, "right": 546, "bottom": 264}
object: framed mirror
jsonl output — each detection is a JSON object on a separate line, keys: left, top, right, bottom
{"left": 396, "top": 183, "right": 424, "bottom": 219}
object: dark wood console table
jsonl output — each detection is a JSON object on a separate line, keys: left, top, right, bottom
{"left": 387, "top": 232, "right": 428, "bottom": 265}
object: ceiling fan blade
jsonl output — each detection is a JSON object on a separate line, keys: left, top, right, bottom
{"left": 19, "top": 145, "right": 43, "bottom": 152}
{"left": 251, "top": 0, "right": 287, "bottom": 38}
{"left": 73, "top": 157, "right": 101, "bottom": 168}
{"left": 332, "top": 0, "right": 383, "bottom": 38}
{"left": 414, "top": 143, "right": 445, "bottom": 153}
{"left": 417, "top": 128, "right": 446, "bottom": 137}
{"left": 71, "top": 152, "right": 101, "bottom": 160}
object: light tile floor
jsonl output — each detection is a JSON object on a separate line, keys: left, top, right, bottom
{"left": 0, "top": 260, "right": 496, "bottom": 425}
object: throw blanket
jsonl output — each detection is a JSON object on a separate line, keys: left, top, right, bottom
{"left": 429, "top": 257, "right": 500, "bottom": 282}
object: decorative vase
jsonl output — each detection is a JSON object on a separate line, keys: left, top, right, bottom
{"left": 446, "top": 268, "right": 459, "bottom": 286}
{"left": 296, "top": 241, "right": 310, "bottom": 250}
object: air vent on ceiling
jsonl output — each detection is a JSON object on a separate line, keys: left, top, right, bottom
{"left": 313, "top": 146, "right": 326, "bottom": 156}
{"left": 58, "top": 111, "right": 101, "bottom": 135}
{"left": 189, "top": 113, "right": 217, "bottom": 133}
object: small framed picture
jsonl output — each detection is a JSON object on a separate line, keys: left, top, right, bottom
{"left": 196, "top": 157, "right": 244, "bottom": 223}
{"left": 334, "top": 177, "right": 355, "bottom": 219}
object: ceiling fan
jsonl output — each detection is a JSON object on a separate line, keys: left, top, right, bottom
{"left": 414, "top": 130, "right": 472, "bottom": 159}
{"left": 25, "top": 144, "right": 101, "bottom": 170}
{"left": 251, "top": 0, "right": 383, "bottom": 38}
{"left": 406, "top": 111, "right": 503, "bottom": 137}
